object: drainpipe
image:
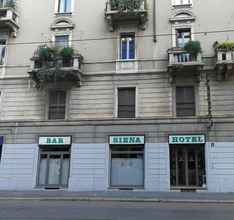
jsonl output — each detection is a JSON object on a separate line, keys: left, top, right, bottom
{"left": 153, "top": 0, "right": 157, "bottom": 42}
{"left": 206, "top": 73, "right": 213, "bottom": 130}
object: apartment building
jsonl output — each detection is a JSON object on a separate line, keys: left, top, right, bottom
{"left": 0, "top": 0, "right": 233, "bottom": 192}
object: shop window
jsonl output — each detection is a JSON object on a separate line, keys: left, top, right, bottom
{"left": 117, "top": 88, "right": 136, "bottom": 118}
{"left": 48, "top": 90, "right": 66, "bottom": 120}
{"left": 120, "top": 33, "right": 135, "bottom": 60}
{"left": 57, "top": 0, "right": 72, "bottom": 13}
{"left": 176, "top": 86, "right": 195, "bottom": 117}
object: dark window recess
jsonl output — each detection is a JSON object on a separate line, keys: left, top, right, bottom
{"left": 176, "top": 86, "right": 195, "bottom": 117}
{"left": 48, "top": 90, "right": 66, "bottom": 120}
{"left": 118, "top": 88, "right": 135, "bottom": 118}
{"left": 0, "top": 145, "right": 2, "bottom": 161}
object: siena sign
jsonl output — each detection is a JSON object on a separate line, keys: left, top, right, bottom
{"left": 169, "top": 135, "right": 205, "bottom": 145}
{"left": 39, "top": 136, "right": 71, "bottom": 145}
{"left": 109, "top": 136, "right": 145, "bottom": 145}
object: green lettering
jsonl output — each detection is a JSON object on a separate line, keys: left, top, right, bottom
{"left": 129, "top": 137, "right": 135, "bottom": 143}
{"left": 46, "top": 138, "right": 51, "bottom": 144}
{"left": 58, "top": 138, "right": 64, "bottom": 144}
{"left": 123, "top": 137, "right": 129, "bottom": 143}
{"left": 135, "top": 137, "right": 141, "bottom": 143}
{"left": 172, "top": 137, "right": 178, "bottom": 143}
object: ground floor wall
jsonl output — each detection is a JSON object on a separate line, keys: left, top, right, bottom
{"left": 0, "top": 141, "right": 233, "bottom": 192}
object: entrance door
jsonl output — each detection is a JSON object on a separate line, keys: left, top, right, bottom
{"left": 37, "top": 147, "right": 70, "bottom": 188}
{"left": 170, "top": 145, "right": 205, "bottom": 187}
{"left": 110, "top": 145, "right": 144, "bottom": 188}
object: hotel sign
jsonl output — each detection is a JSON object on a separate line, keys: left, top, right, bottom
{"left": 39, "top": 136, "right": 71, "bottom": 145}
{"left": 109, "top": 135, "right": 145, "bottom": 145}
{"left": 169, "top": 135, "right": 205, "bottom": 145}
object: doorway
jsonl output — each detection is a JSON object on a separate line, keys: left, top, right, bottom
{"left": 170, "top": 145, "right": 206, "bottom": 188}
{"left": 37, "top": 147, "right": 70, "bottom": 188}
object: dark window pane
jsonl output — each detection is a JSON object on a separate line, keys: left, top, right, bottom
{"left": 118, "top": 88, "right": 135, "bottom": 118}
{"left": 176, "top": 86, "right": 195, "bottom": 116}
{"left": 48, "top": 90, "right": 66, "bottom": 120}
{"left": 0, "top": 145, "right": 2, "bottom": 161}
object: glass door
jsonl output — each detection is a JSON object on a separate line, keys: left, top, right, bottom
{"left": 170, "top": 145, "right": 205, "bottom": 187}
{"left": 37, "top": 149, "right": 70, "bottom": 188}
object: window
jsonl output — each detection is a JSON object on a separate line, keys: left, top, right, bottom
{"left": 0, "top": 40, "right": 6, "bottom": 65}
{"left": 0, "top": 145, "right": 2, "bottom": 161}
{"left": 57, "top": 0, "right": 72, "bottom": 13}
{"left": 176, "top": 29, "right": 191, "bottom": 48}
{"left": 176, "top": 86, "right": 195, "bottom": 116}
{"left": 173, "top": 0, "right": 192, "bottom": 6}
{"left": 48, "top": 90, "right": 66, "bottom": 120}
{"left": 120, "top": 33, "right": 135, "bottom": 60}
{"left": 55, "top": 35, "right": 69, "bottom": 47}
{"left": 118, "top": 88, "right": 136, "bottom": 118}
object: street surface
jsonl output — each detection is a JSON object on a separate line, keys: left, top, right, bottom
{"left": 0, "top": 201, "right": 233, "bottom": 220}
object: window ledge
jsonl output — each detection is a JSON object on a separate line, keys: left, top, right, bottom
{"left": 54, "top": 12, "right": 72, "bottom": 17}
{"left": 172, "top": 4, "right": 192, "bottom": 8}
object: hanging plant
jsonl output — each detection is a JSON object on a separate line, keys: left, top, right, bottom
{"left": 184, "top": 40, "right": 202, "bottom": 57}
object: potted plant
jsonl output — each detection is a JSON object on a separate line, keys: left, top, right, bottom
{"left": 60, "top": 47, "right": 74, "bottom": 67}
{"left": 213, "top": 41, "right": 234, "bottom": 51}
{"left": 184, "top": 40, "right": 202, "bottom": 59}
{"left": 4, "top": 0, "right": 16, "bottom": 9}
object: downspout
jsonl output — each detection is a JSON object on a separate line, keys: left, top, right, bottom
{"left": 206, "top": 72, "right": 213, "bottom": 130}
{"left": 153, "top": 0, "right": 157, "bottom": 42}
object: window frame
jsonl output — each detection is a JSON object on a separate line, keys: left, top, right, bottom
{"left": 115, "top": 86, "right": 138, "bottom": 119}
{"left": 172, "top": 0, "right": 193, "bottom": 7}
{"left": 173, "top": 85, "right": 198, "bottom": 117}
{"left": 46, "top": 89, "right": 69, "bottom": 121}
{"left": 119, "top": 33, "right": 136, "bottom": 60}
{"left": 52, "top": 32, "right": 72, "bottom": 48}
{"left": 55, "top": 0, "right": 74, "bottom": 14}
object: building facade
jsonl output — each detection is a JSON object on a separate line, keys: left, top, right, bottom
{"left": 0, "top": 0, "right": 233, "bottom": 192}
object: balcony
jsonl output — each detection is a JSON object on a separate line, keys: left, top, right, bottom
{"left": 168, "top": 46, "right": 203, "bottom": 71}
{"left": 0, "top": 1, "right": 19, "bottom": 37}
{"left": 28, "top": 46, "right": 83, "bottom": 88}
{"left": 214, "top": 42, "right": 234, "bottom": 80}
{"left": 105, "top": 0, "right": 148, "bottom": 31}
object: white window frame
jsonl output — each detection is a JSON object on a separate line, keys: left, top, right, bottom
{"left": 172, "top": 24, "right": 194, "bottom": 47}
{"left": 172, "top": 0, "right": 192, "bottom": 7}
{"left": 54, "top": 0, "right": 75, "bottom": 14}
{"left": 114, "top": 86, "right": 138, "bottom": 118}
{"left": 52, "top": 32, "right": 72, "bottom": 47}
{"left": 119, "top": 32, "right": 136, "bottom": 60}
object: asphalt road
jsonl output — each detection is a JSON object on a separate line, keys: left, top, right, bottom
{"left": 0, "top": 201, "right": 233, "bottom": 220}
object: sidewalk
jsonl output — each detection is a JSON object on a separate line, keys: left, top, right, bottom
{"left": 0, "top": 190, "right": 234, "bottom": 203}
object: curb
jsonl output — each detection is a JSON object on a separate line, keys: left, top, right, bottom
{"left": 0, "top": 197, "right": 234, "bottom": 204}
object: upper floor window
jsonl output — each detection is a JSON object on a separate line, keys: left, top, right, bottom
{"left": 172, "top": 0, "right": 192, "bottom": 6}
{"left": 55, "top": 35, "right": 69, "bottom": 47}
{"left": 57, "top": 0, "right": 72, "bottom": 13}
{"left": 0, "top": 40, "right": 6, "bottom": 65}
{"left": 120, "top": 33, "right": 135, "bottom": 60}
{"left": 48, "top": 90, "right": 66, "bottom": 120}
{"left": 176, "top": 28, "right": 191, "bottom": 48}
{"left": 176, "top": 86, "right": 195, "bottom": 117}
{"left": 117, "top": 87, "right": 136, "bottom": 118}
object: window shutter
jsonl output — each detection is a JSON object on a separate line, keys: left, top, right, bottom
{"left": 176, "top": 87, "right": 195, "bottom": 116}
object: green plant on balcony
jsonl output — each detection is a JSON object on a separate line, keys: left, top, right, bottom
{"left": 213, "top": 41, "right": 234, "bottom": 51}
{"left": 30, "top": 45, "right": 83, "bottom": 88}
{"left": 184, "top": 40, "right": 202, "bottom": 58}
{"left": 110, "top": 0, "right": 144, "bottom": 11}
{"left": 1, "top": 0, "right": 16, "bottom": 9}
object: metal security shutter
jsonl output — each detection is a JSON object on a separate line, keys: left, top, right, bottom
{"left": 176, "top": 86, "right": 195, "bottom": 116}
{"left": 118, "top": 88, "right": 135, "bottom": 118}
{"left": 48, "top": 90, "right": 66, "bottom": 120}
